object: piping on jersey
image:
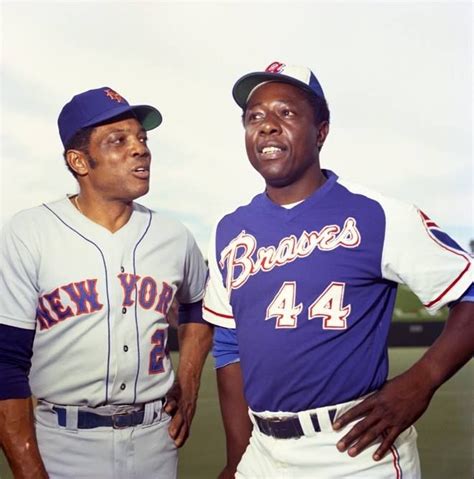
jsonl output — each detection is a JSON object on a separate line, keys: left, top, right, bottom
{"left": 43, "top": 204, "right": 113, "bottom": 403}
{"left": 418, "top": 210, "right": 472, "bottom": 308}
{"left": 131, "top": 208, "right": 153, "bottom": 403}
{"left": 203, "top": 304, "right": 234, "bottom": 320}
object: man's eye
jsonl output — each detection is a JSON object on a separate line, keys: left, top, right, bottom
{"left": 110, "top": 136, "right": 124, "bottom": 144}
{"left": 282, "top": 109, "right": 294, "bottom": 117}
{"left": 139, "top": 136, "right": 148, "bottom": 144}
{"left": 247, "top": 112, "right": 263, "bottom": 122}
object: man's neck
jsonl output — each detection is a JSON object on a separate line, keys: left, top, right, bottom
{"left": 72, "top": 194, "right": 134, "bottom": 233}
{"left": 266, "top": 169, "right": 327, "bottom": 206}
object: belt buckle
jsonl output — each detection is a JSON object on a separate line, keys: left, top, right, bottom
{"left": 256, "top": 415, "right": 303, "bottom": 439}
{"left": 111, "top": 412, "right": 132, "bottom": 429}
{"left": 256, "top": 416, "right": 272, "bottom": 436}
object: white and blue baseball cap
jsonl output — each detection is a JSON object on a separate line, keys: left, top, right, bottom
{"left": 232, "top": 61, "right": 326, "bottom": 108}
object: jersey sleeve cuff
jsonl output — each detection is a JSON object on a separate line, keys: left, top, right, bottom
{"left": 423, "top": 264, "right": 473, "bottom": 312}
{"left": 203, "top": 303, "right": 236, "bottom": 328}
{"left": 0, "top": 315, "right": 37, "bottom": 330}
{"left": 215, "top": 357, "right": 240, "bottom": 370}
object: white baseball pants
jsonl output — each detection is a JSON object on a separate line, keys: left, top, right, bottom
{"left": 236, "top": 396, "right": 421, "bottom": 479}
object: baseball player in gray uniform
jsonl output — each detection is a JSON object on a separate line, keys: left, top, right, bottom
{"left": 0, "top": 87, "right": 212, "bottom": 478}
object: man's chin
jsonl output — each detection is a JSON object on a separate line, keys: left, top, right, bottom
{"left": 262, "top": 175, "right": 292, "bottom": 189}
{"left": 130, "top": 185, "right": 150, "bottom": 201}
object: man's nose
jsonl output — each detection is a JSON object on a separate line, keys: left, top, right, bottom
{"left": 131, "top": 138, "right": 150, "bottom": 156}
{"left": 259, "top": 114, "right": 281, "bottom": 136}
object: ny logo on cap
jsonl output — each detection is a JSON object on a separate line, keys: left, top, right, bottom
{"left": 265, "top": 62, "right": 285, "bottom": 74}
{"left": 105, "top": 88, "right": 126, "bottom": 103}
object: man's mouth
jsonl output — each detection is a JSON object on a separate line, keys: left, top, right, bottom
{"left": 132, "top": 166, "right": 150, "bottom": 178}
{"left": 262, "top": 146, "right": 283, "bottom": 155}
{"left": 258, "top": 144, "right": 287, "bottom": 159}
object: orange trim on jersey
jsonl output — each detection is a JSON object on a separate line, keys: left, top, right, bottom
{"left": 424, "top": 262, "right": 471, "bottom": 308}
{"left": 203, "top": 304, "right": 234, "bottom": 319}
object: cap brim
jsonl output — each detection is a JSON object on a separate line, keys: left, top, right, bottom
{"left": 232, "top": 72, "right": 320, "bottom": 109}
{"left": 84, "top": 104, "right": 163, "bottom": 131}
{"left": 130, "top": 105, "right": 163, "bottom": 131}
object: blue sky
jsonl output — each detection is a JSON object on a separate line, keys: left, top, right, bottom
{"left": 1, "top": 1, "right": 472, "bottom": 253}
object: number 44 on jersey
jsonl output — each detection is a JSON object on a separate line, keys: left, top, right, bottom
{"left": 265, "top": 281, "right": 351, "bottom": 330}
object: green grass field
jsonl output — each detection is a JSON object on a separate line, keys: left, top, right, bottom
{"left": 1, "top": 350, "right": 472, "bottom": 479}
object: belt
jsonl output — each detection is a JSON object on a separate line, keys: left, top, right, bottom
{"left": 253, "top": 408, "right": 337, "bottom": 439}
{"left": 53, "top": 403, "right": 160, "bottom": 430}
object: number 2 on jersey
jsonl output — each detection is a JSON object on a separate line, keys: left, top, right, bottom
{"left": 149, "top": 329, "right": 165, "bottom": 374}
{"left": 266, "top": 281, "right": 350, "bottom": 330}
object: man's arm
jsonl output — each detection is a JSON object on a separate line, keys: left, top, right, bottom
{"left": 164, "top": 308, "right": 213, "bottom": 447}
{"left": 0, "top": 324, "right": 47, "bottom": 478}
{"left": 0, "top": 398, "right": 48, "bottom": 478}
{"left": 212, "top": 326, "right": 252, "bottom": 478}
{"left": 217, "top": 362, "right": 252, "bottom": 479}
{"left": 333, "top": 301, "right": 474, "bottom": 460}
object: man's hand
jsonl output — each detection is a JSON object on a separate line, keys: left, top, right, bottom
{"left": 334, "top": 301, "right": 474, "bottom": 461}
{"left": 166, "top": 321, "right": 213, "bottom": 448}
{"left": 333, "top": 369, "right": 435, "bottom": 460}
{"left": 164, "top": 381, "right": 196, "bottom": 448}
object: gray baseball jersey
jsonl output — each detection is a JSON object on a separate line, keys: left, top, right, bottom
{"left": 0, "top": 196, "right": 207, "bottom": 406}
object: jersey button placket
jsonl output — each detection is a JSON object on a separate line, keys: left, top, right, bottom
{"left": 122, "top": 307, "right": 127, "bottom": 314}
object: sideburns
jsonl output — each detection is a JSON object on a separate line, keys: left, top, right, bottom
{"left": 84, "top": 152, "right": 97, "bottom": 169}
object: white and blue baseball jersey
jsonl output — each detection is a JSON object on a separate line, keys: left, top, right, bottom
{"left": 0, "top": 196, "right": 207, "bottom": 406}
{"left": 203, "top": 170, "right": 472, "bottom": 413}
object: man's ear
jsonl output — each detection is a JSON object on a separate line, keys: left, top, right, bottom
{"left": 316, "top": 121, "right": 330, "bottom": 150}
{"left": 66, "top": 150, "right": 89, "bottom": 177}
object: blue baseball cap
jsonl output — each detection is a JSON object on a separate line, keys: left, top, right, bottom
{"left": 58, "top": 87, "right": 162, "bottom": 147}
{"left": 233, "top": 61, "right": 326, "bottom": 108}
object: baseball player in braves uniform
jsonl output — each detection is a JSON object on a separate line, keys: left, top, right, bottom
{"left": 0, "top": 87, "right": 212, "bottom": 478}
{"left": 203, "top": 62, "right": 474, "bottom": 478}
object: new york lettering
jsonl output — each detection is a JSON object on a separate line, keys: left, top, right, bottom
{"left": 36, "top": 275, "right": 173, "bottom": 330}
{"left": 117, "top": 274, "right": 173, "bottom": 314}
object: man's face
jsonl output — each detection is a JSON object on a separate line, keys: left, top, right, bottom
{"left": 83, "top": 117, "right": 152, "bottom": 202}
{"left": 243, "top": 82, "right": 327, "bottom": 190}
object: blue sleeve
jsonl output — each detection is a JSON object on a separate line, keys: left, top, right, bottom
{"left": 178, "top": 300, "right": 206, "bottom": 324}
{"left": 0, "top": 324, "right": 35, "bottom": 399}
{"left": 213, "top": 326, "right": 240, "bottom": 369}
{"left": 448, "top": 283, "right": 474, "bottom": 309}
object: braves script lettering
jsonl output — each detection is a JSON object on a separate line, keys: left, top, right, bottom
{"left": 220, "top": 217, "right": 361, "bottom": 290}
